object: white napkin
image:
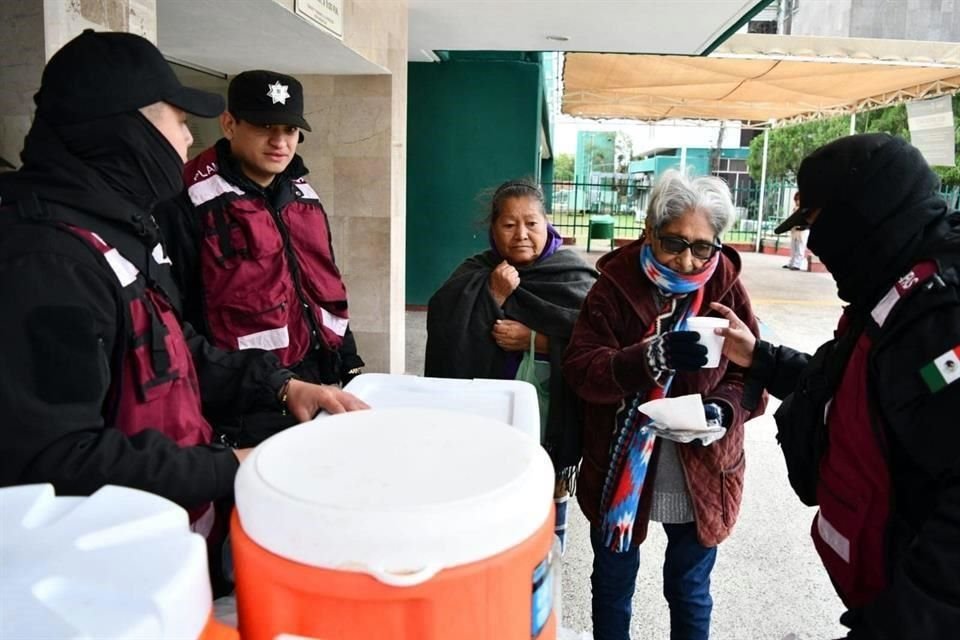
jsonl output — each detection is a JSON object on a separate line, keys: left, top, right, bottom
{"left": 638, "top": 393, "right": 726, "bottom": 446}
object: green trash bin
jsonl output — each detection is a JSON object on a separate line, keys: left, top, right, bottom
{"left": 587, "top": 215, "right": 615, "bottom": 252}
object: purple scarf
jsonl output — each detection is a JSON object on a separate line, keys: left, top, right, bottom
{"left": 488, "top": 223, "right": 563, "bottom": 264}
{"left": 492, "top": 223, "right": 564, "bottom": 378}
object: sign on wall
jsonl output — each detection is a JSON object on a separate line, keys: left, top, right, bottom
{"left": 906, "top": 95, "right": 956, "bottom": 167}
{"left": 295, "top": 0, "right": 344, "bottom": 39}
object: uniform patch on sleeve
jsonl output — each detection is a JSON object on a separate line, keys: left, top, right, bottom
{"left": 919, "top": 345, "right": 960, "bottom": 392}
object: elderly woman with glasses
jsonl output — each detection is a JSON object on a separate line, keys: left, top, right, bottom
{"left": 563, "top": 170, "right": 765, "bottom": 640}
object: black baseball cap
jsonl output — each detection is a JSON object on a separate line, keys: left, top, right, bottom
{"left": 774, "top": 133, "right": 905, "bottom": 234}
{"left": 35, "top": 29, "right": 224, "bottom": 124}
{"left": 227, "top": 70, "right": 312, "bottom": 132}
{"left": 775, "top": 203, "right": 813, "bottom": 234}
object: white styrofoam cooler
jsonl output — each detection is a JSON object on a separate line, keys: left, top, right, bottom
{"left": 234, "top": 407, "right": 555, "bottom": 586}
{"left": 341, "top": 373, "right": 541, "bottom": 442}
{"left": 0, "top": 484, "right": 212, "bottom": 639}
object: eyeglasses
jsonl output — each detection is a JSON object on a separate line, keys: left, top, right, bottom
{"left": 657, "top": 234, "right": 722, "bottom": 260}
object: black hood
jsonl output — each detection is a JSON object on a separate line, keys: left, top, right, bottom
{"left": 0, "top": 112, "right": 185, "bottom": 245}
{"left": 801, "top": 134, "right": 951, "bottom": 308}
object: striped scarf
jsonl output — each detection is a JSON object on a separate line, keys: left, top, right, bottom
{"left": 598, "top": 244, "right": 717, "bottom": 552}
{"left": 638, "top": 243, "right": 717, "bottom": 295}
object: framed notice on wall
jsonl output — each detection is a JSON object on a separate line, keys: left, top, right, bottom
{"left": 295, "top": 0, "right": 344, "bottom": 39}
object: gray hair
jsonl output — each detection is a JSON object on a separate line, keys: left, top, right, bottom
{"left": 645, "top": 170, "right": 735, "bottom": 238}
{"left": 486, "top": 177, "right": 546, "bottom": 225}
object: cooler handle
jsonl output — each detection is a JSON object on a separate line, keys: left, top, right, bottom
{"left": 368, "top": 564, "right": 441, "bottom": 587}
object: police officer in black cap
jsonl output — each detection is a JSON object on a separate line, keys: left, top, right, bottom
{"left": 0, "top": 31, "right": 367, "bottom": 585}
{"left": 156, "top": 69, "right": 364, "bottom": 447}
{"left": 712, "top": 133, "right": 960, "bottom": 638}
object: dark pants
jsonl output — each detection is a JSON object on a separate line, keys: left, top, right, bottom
{"left": 590, "top": 523, "right": 717, "bottom": 640}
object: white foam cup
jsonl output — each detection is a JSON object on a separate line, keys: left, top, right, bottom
{"left": 685, "top": 316, "right": 729, "bottom": 368}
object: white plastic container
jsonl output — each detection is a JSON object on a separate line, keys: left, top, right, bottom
{"left": 685, "top": 316, "right": 730, "bottom": 368}
{"left": 342, "top": 373, "right": 542, "bottom": 442}
{"left": 235, "top": 407, "right": 553, "bottom": 580}
{"left": 0, "top": 484, "right": 213, "bottom": 639}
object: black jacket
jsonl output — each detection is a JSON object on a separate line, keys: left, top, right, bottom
{"left": 0, "top": 114, "right": 290, "bottom": 509}
{"left": 154, "top": 139, "right": 363, "bottom": 386}
{"left": 743, "top": 215, "right": 960, "bottom": 639}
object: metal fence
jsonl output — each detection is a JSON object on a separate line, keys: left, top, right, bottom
{"left": 544, "top": 179, "right": 960, "bottom": 251}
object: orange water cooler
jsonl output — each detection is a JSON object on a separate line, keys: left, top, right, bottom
{"left": 0, "top": 483, "right": 236, "bottom": 640}
{"left": 232, "top": 407, "right": 558, "bottom": 640}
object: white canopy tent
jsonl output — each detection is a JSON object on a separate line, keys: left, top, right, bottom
{"left": 562, "top": 34, "right": 960, "bottom": 245}
{"left": 563, "top": 34, "right": 960, "bottom": 125}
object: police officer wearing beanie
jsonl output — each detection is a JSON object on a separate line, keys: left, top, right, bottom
{"left": 713, "top": 133, "right": 960, "bottom": 638}
{"left": 156, "top": 70, "right": 364, "bottom": 446}
{"left": 0, "top": 31, "right": 367, "bottom": 582}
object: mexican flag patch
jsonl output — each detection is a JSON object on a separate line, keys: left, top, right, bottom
{"left": 919, "top": 345, "right": 960, "bottom": 392}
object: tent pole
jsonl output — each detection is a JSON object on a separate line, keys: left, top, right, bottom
{"left": 849, "top": 111, "right": 857, "bottom": 134}
{"left": 755, "top": 128, "right": 769, "bottom": 253}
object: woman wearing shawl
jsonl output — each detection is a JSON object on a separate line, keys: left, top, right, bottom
{"left": 563, "top": 171, "right": 765, "bottom": 640}
{"left": 425, "top": 178, "right": 598, "bottom": 551}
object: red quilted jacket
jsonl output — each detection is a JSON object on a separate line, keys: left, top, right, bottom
{"left": 563, "top": 239, "right": 766, "bottom": 547}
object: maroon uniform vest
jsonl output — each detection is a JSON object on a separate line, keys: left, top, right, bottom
{"left": 813, "top": 329, "right": 891, "bottom": 607}
{"left": 183, "top": 148, "right": 349, "bottom": 368}
{"left": 66, "top": 224, "right": 216, "bottom": 534}
{"left": 812, "top": 262, "right": 938, "bottom": 607}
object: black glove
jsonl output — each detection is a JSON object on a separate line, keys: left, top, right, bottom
{"left": 613, "top": 330, "right": 707, "bottom": 391}
{"left": 703, "top": 401, "right": 725, "bottom": 429}
{"left": 645, "top": 330, "right": 708, "bottom": 376}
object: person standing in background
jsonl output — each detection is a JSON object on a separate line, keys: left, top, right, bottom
{"left": 784, "top": 191, "right": 809, "bottom": 271}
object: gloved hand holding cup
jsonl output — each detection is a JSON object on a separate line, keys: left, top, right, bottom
{"left": 644, "top": 330, "right": 708, "bottom": 378}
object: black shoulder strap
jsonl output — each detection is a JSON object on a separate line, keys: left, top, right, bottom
{"left": 14, "top": 193, "right": 183, "bottom": 316}
{"left": 831, "top": 311, "right": 869, "bottom": 381}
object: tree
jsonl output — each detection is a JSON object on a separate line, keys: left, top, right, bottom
{"left": 553, "top": 153, "right": 574, "bottom": 182}
{"left": 615, "top": 130, "right": 633, "bottom": 175}
{"left": 747, "top": 116, "right": 851, "bottom": 181}
{"left": 747, "top": 94, "right": 960, "bottom": 187}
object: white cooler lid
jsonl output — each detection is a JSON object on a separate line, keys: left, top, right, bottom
{"left": 0, "top": 484, "right": 212, "bottom": 639}
{"left": 235, "top": 408, "right": 554, "bottom": 586}
{"left": 341, "top": 373, "right": 541, "bottom": 442}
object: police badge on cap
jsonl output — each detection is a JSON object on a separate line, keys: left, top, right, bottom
{"left": 228, "top": 70, "right": 312, "bottom": 131}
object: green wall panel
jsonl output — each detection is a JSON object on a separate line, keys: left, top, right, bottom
{"left": 406, "top": 59, "right": 542, "bottom": 305}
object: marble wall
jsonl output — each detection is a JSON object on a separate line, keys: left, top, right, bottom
{"left": 295, "top": 0, "right": 408, "bottom": 374}
{"left": 0, "top": 0, "right": 156, "bottom": 169}
{"left": 0, "top": 3, "right": 44, "bottom": 170}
